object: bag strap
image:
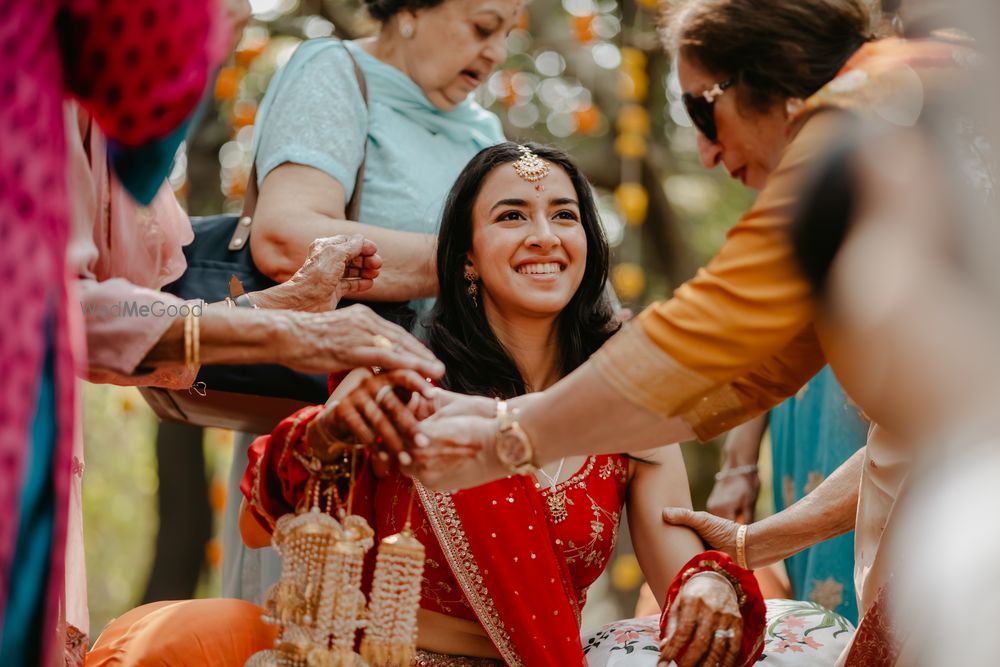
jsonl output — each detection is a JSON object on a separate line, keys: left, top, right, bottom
{"left": 228, "top": 40, "right": 370, "bottom": 251}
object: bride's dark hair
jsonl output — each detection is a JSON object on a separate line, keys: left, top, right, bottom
{"left": 425, "top": 142, "right": 619, "bottom": 399}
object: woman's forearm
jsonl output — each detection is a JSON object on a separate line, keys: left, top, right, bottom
{"left": 745, "top": 447, "right": 864, "bottom": 568}
{"left": 140, "top": 308, "right": 298, "bottom": 367}
{"left": 252, "top": 211, "right": 437, "bottom": 301}
{"left": 628, "top": 445, "right": 705, "bottom": 602}
{"left": 250, "top": 164, "right": 438, "bottom": 301}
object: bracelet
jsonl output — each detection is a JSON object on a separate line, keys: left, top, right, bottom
{"left": 234, "top": 292, "right": 258, "bottom": 309}
{"left": 184, "top": 310, "right": 195, "bottom": 371}
{"left": 714, "top": 464, "right": 758, "bottom": 481}
{"left": 687, "top": 570, "right": 733, "bottom": 589}
{"left": 304, "top": 413, "right": 355, "bottom": 461}
{"left": 192, "top": 308, "right": 200, "bottom": 369}
{"left": 736, "top": 524, "right": 749, "bottom": 570}
{"left": 679, "top": 559, "right": 747, "bottom": 607}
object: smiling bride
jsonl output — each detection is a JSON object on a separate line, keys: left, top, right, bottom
{"left": 88, "top": 144, "right": 769, "bottom": 667}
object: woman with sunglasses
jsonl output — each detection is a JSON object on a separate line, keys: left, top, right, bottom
{"left": 409, "top": 1, "right": 972, "bottom": 664}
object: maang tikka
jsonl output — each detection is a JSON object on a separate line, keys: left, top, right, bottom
{"left": 512, "top": 144, "right": 550, "bottom": 182}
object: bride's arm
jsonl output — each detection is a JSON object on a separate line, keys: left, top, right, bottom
{"left": 629, "top": 445, "right": 750, "bottom": 667}
{"left": 627, "top": 444, "right": 704, "bottom": 601}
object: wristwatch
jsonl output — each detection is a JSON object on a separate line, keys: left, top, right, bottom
{"left": 495, "top": 400, "right": 538, "bottom": 474}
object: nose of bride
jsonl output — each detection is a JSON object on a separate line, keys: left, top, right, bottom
{"left": 525, "top": 218, "right": 560, "bottom": 250}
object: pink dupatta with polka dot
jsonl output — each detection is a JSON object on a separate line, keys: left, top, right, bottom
{"left": 0, "top": 1, "right": 226, "bottom": 661}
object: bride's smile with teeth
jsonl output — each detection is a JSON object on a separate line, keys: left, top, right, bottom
{"left": 516, "top": 262, "right": 564, "bottom": 275}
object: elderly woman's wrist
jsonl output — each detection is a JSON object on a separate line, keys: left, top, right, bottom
{"left": 250, "top": 283, "right": 295, "bottom": 310}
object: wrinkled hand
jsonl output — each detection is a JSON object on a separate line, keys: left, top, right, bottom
{"left": 660, "top": 574, "right": 742, "bottom": 667}
{"left": 662, "top": 508, "right": 741, "bottom": 561}
{"left": 282, "top": 305, "right": 444, "bottom": 379}
{"left": 270, "top": 235, "right": 382, "bottom": 312}
{"left": 310, "top": 370, "right": 434, "bottom": 475}
{"left": 706, "top": 472, "right": 759, "bottom": 523}
{"left": 409, "top": 414, "right": 504, "bottom": 491}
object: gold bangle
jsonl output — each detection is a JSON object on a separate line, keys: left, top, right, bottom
{"left": 184, "top": 311, "right": 193, "bottom": 369}
{"left": 304, "top": 412, "right": 356, "bottom": 461}
{"left": 191, "top": 307, "right": 200, "bottom": 370}
{"left": 679, "top": 560, "right": 747, "bottom": 607}
{"left": 736, "top": 523, "right": 749, "bottom": 570}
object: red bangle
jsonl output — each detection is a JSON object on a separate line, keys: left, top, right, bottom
{"left": 660, "top": 550, "right": 766, "bottom": 667}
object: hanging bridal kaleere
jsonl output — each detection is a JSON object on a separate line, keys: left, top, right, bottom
{"left": 247, "top": 426, "right": 424, "bottom": 667}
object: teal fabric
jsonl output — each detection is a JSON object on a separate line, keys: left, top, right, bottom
{"left": 108, "top": 114, "right": 195, "bottom": 206}
{"left": 769, "top": 366, "right": 867, "bottom": 624}
{"left": 0, "top": 335, "right": 56, "bottom": 665}
{"left": 253, "top": 38, "right": 504, "bottom": 236}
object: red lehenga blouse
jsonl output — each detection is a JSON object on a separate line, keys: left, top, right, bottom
{"left": 243, "top": 404, "right": 631, "bottom": 667}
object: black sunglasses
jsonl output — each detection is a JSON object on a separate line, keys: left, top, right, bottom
{"left": 681, "top": 79, "right": 733, "bottom": 143}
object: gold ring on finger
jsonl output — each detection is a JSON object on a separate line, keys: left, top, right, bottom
{"left": 713, "top": 628, "right": 736, "bottom": 640}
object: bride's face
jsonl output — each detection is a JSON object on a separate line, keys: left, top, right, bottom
{"left": 467, "top": 162, "right": 588, "bottom": 318}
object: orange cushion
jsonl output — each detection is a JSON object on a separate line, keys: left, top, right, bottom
{"left": 87, "top": 599, "right": 278, "bottom": 666}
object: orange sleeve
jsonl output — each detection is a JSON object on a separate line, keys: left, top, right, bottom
{"left": 681, "top": 325, "right": 826, "bottom": 440}
{"left": 592, "top": 112, "right": 846, "bottom": 434}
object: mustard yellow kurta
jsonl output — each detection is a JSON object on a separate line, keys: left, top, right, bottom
{"left": 592, "top": 39, "right": 969, "bottom": 636}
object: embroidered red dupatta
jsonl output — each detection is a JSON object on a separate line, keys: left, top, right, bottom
{"left": 415, "top": 478, "right": 588, "bottom": 666}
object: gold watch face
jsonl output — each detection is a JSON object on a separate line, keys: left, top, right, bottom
{"left": 496, "top": 430, "right": 531, "bottom": 468}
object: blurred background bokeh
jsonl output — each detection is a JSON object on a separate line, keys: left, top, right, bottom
{"left": 82, "top": 0, "right": 769, "bottom": 638}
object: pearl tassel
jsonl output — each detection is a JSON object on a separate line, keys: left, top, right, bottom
{"left": 360, "top": 529, "right": 425, "bottom": 666}
{"left": 361, "top": 486, "right": 425, "bottom": 667}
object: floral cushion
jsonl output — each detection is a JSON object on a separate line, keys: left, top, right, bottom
{"left": 582, "top": 599, "right": 856, "bottom": 666}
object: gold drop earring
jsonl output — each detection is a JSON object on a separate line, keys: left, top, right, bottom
{"left": 464, "top": 267, "right": 479, "bottom": 307}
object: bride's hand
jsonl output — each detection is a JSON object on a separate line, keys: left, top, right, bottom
{"left": 311, "top": 370, "right": 433, "bottom": 469}
{"left": 660, "top": 574, "right": 742, "bottom": 667}
{"left": 408, "top": 413, "right": 508, "bottom": 490}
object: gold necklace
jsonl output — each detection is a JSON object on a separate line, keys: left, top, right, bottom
{"left": 537, "top": 458, "right": 569, "bottom": 523}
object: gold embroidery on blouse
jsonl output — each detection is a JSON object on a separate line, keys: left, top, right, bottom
{"left": 563, "top": 491, "right": 621, "bottom": 570}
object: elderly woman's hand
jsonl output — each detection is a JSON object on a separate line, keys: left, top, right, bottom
{"left": 278, "top": 305, "right": 444, "bottom": 379}
{"left": 661, "top": 508, "right": 741, "bottom": 561}
{"left": 706, "top": 472, "right": 759, "bottom": 524}
{"left": 660, "top": 573, "right": 742, "bottom": 667}
{"left": 255, "top": 235, "right": 382, "bottom": 312}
